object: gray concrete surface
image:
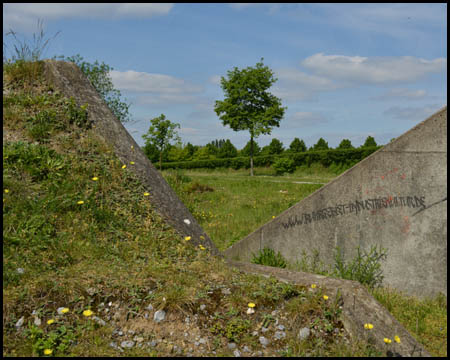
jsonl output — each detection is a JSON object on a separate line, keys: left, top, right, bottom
{"left": 43, "top": 60, "right": 219, "bottom": 255}
{"left": 224, "top": 106, "right": 447, "bottom": 298}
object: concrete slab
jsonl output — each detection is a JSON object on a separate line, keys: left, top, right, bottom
{"left": 42, "top": 60, "right": 219, "bottom": 255}
{"left": 224, "top": 106, "right": 447, "bottom": 298}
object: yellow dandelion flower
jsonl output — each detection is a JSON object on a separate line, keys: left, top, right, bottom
{"left": 130, "top": 161, "right": 135, "bottom": 165}
{"left": 61, "top": 307, "right": 69, "bottom": 314}
{"left": 200, "top": 235, "right": 205, "bottom": 240}
{"left": 77, "top": 200, "right": 84, "bottom": 205}
{"left": 184, "top": 236, "right": 191, "bottom": 241}
{"left": 323, "top": 295, "right": 329, "bottom": 300}
{"left": 83, "top": 309, "right": 94, "bottom": 317}
{"left": 311, "top": 284, "right": 317, "bottom": 289}
{"left": 384, "top": 338, "right": 392, "bottom": 344}
{"left": 144, "top": 192, "right": 150, "bottom": 196}
{"left": 4, "top": 189, "right": 9, "bottom": 193}
{"left": 272, "top": 216, "right": 275, "bottom": 219}
{"left": 44, "top": 349, "right": 53, "bottom": 355}
{"left": 47, "top": 319, "right": 55, "bottom": 325}
{"left": 199, "top": 245, "right": 206, "bottom": 250}
{"left": 248, "top": 302, "right": 256, "bottom": 308}
{"left": 364, "top": 323, "right": 374, "bottom": 330}
{"left": 131, "top": 145, "right": 134, "bottom": 149}
{"left": 122, "top": 164, "right": 126, "bottom": 169}
{"left": 394, "top": 335, "right": 401, "bottom": 343}
{"left": 92, "top": 177, "right": 99, "bottom": 181}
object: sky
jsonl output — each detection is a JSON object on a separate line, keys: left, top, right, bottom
{"left": 3, "top": 3, "right": 447, "bottom": 149}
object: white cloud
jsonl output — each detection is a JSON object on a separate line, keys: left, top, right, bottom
{"left": 110, "top": 70, "right": 204, "bottom": 105}
{"left": 287, "top": 112, "right": 329, "bottom": 128}
{"left": 3, "top": 3, "right": 174, "bottom": 32}
{"left": 372, "top": 88, "right": 427, "bottom": 101}
{"left": 302, "top": 53, "right": 446, "bottom": 85}
{"left": 383, "top": 104, "right": 444, "bottom": 122}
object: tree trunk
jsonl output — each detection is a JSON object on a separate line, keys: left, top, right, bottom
{"left": 250, "top": 135, "right": 254, "bottom": 176}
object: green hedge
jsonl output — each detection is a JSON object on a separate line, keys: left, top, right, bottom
{"left": 159, "top": 146, "right": 382, "bottom": 170}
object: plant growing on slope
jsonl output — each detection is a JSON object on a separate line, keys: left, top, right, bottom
{"left": 251, "top": 247, "right": 287, "bottom": 268}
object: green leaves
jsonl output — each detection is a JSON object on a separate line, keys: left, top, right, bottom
{"left": 142, "top": 114, "right": 181, "bottom": 169}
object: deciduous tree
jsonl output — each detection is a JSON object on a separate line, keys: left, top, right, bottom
{"left": 214, "top": 58, "right": 286, "bottom": 175}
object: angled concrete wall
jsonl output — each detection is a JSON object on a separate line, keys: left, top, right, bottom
{"left": 43, "top": 60, "right": 219, "bottom": 255}
{"left": 224, "top": 106, "right": 447, "bottom": 298}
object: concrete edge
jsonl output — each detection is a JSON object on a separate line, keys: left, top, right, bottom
{"left": 226, "top": 260, "right": 431, "bottom": 357}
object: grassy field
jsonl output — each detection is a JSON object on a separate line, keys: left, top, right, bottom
{"left": 162, "top": 165, "right": 334, "bottom": 251}
{"left": 162, "top": 166, "right": 447, "bottom": 357}
{"left": 3, "top": 59, "right": 446, "bottom": 357}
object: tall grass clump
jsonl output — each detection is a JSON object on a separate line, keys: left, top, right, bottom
{"left": 251, "top": 247, "right": 287, "bottom": 268}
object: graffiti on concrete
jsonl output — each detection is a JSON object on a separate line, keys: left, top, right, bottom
{"left": 412, "top": 196, "right": 447, "bottom": 216}
{"left": 281, "top": 195, "right": 426, "bottom": 229}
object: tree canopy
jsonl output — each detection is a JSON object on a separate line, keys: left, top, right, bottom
{"left": 214, "top": 58, "right": 286, "bottom": 175}
{"left": 289, "top": 137, "right": 307, "bottom": 153}
{"left": 142, "top": 114, "right": 180, "bottom": 170}
{"left": 362, "top": 135, "right": 377, "bottom": 148}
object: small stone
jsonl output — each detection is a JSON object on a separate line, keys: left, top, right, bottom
{"left": 259, "top": 336, "right": 269, "bottom": 346}
{"left": 34, "top": 317, "right": 41, "bottom": 326}
{"left": 108, "top": 302, "right": 113, "bottom": 307}
{"left": 184, "top": 219, "right": 191, "bottom": 225}
{"left": 200, "top": 304, "right": 206, "bottom": 311}
{"left": 109, "top": 341, "right": 118, "bottom": 349}
{"left": 252, "top": 330, "right": 258, "bottom": 336}
{"left": 256, "top": 351, "right": 263, "bottom": 356}
{"left": 243, "top": 345, "right": 251, "bottom": 353}
{"left": 298, "top": 327, "right": 310, "bottom": 341}
{"left": 233, "top": 349, "right": 241, "bottom": 357}
{"left": 261, "top": 326, "right": 269, "bottom": 333}
{"left": 227, "top": 342, "right": 237, "bottom": 350}
{"left": 146, "top": 304, "right": 153, "bottom": 311}
{"left": 118, "top": 331, "right": 124, "bottom": 336}
{"left": 221, "top": 288, "right": 231, "bottom": 295}
{"left": 185, "top": 316, "right": 190, "bottom": 324}
{"left": 86, "top": 287, "right": 96, "bottom": 296}
{"left": 198, "top": 338, "right": 207, "bottom": 345}
{"left": 15, "top": 316, "right": 24, "bottom": 328}
{"left": 121, "top": 340, "right": 135, "bottom": 348}
{"left": 194, "top": 341, "right": 200, "bottom": 346}
{"left": 144, "top": 313, "right": 149, "bottom": 319}
{"left": 274, "top": 331, "right": 286, "bottom": 340}
{"left": 93, "top": 316, "right": 106, "bottom": 326}
{"left": 277, "top": 324, "right": 285, "bottom": 331}
{"left": 128, "top": 329, "right": 135, "bottom": 335}
{"left": 154, "top": 310, "right": 166, "bottom": 323}
{"left": 148, "top": 340, "right": 157, "bottom": 347}
{"left": 16, "top": 268, "right": 25, "bottom": 274}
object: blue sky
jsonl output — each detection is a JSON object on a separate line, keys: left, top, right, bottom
{"left": 3, "top": 3, "right": 447, "bottom": 149}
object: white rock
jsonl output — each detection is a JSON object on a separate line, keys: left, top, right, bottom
{"left": 227, "top": 342, "right": 237, "bottom": 350}
{"left": 200, "top": 304, "right": 206, "bottom": 311}
{"left": 34, "top": 317, "right": 41, "bottom": 326}
{"left": 274, "top": 331, "right": 286, "bottom": 340}
{"left": 15, "top": 316, "right": 24, "bottom": 328}
{"left": 277, "top": 324, "right": 285, "bottom": 331}
{"left": 153, "top": 309, "right": 166, "bottom": 323}
{"left": 184, "top": 219, "right": 191, "bottom": 225}
{"left": 16, "top": 268, "right": 25, "bottom": 274}
{"left": 243, "top": 345, "right": 251, "bottom": 353}
{"left": 259, "top": 336, "right": 269, "bottom": 346}
{"left": 298, "top": 327, "right": 310, "bottom": 341}
{"left": 121, "top": 340, "right": 135, "bottom": 348}
{"left": 233, "top": 349, "right": 241, "bottom": 357}
{"left": 146, "top": 304, "right": 153, "bottom": 311}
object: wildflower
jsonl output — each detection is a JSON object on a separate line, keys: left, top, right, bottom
{"left": 200, "top": 235, "right": 205, "bottom": 240}
{"left": 122, "top": 164, "right": 126, "bottom": 169}
{"left": 272, "top": 216, "right": 275, "bottom": 219}
{"left": 61, "top": 307, "right": 69, "bottom": 314}
{"left": 91, "top": 177, "right": 99, "bottom": 181}
{"left": 248, "top": 303, "right": 256, "bottom": 308}
{"left": 83, "top": 309, "right": 94, "bottom": 317}
{"left": 384, "top": 338, "right": 392, "bottom": 344}
{"left": 364, "top": 323, "right": 374, "bottom": 330}
{"left": 311, "top": 284, "right": 316, "bottom": 289}
{"left": 394, "top": 335, "right": 401, "bottom": 343}
{"left": 4, "top": 189, "right": 9, "bottom": 193}
{"left": 184, "top": 236, "right": 191, "bottom": 241}
{"left": 323, "top": 295, "right": 329, "bottom": 300}
{"left": 130, "top": 161, "right": 135, "bottom": 165}
{"left": 47, "top": 319, "right": 55, "bottom": 325}
{"left": 77, "top": 200, "right": 84, "bottom": 205}
{"left": 131, "top": 145, "right": 134, "bottom": 149}
{"left": 44, "top": 349, "right": 53, "bottom": 355}
{"left": 144, "top": 192, "right": 150, "bottom": 196}
{"left": 199, "top": 244, "right": 206, "bottom": 250}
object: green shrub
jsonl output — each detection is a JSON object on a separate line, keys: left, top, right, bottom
{"left": 272, "top": 157, "right": 295, "bottom": 175}
{"left": 251, "top": 247, "right": 287, "bottom": 268}
{"left": 333, "top": 245, "right": 387, "bottom": 288}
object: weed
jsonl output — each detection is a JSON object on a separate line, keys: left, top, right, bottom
{"left": 251, "top": 247, "right": 287, "bottom": 268}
